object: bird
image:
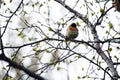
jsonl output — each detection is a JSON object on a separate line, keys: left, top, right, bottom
{"left": 65, "top": 23, "right": 78, "bottom": 48}
{"left": 66, "top": 23, "right": 78, "bottom": 40}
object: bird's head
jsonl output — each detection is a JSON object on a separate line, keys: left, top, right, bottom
{"left": 70, "top": 23, "right": 76, "bottom": 28}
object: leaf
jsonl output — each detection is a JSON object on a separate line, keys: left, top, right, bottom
{"left": 15, "top": 28, "right": 19, "bottom": 31}
{"left": 105, "top": 30, "right": 109, "bottom": 34}
{"left": 108, "top": 22, "right": 113, "bottom": 29}
{"left": 108, "top": 47, "right": 112, "bottom": 52}
{"left": 48, "top": 27, "right": 52, "bottom": 31}
{"left": 3, "top": 75, "right": 13, "bottom": 80}
{"left": 24, "top": 11, "right": 28, "bottom": 15}
{"left": 28, "top": 37, "right": 37, "bottom": 41}
{"left": 43, "top": 11, "right": 46, "bottom": 14}
{"left": 76, "top": 22, "right": 80, "bottom": 26}
{"left": 10, "top": 0, "right": 12, "bottom": 3}
{"left": 61, "top": 18, "right": 64, "bottom": 22}
{"left": 13, "top": 57, "right": 17, "bottom": 62}
{"left": 32, "top": 48, "right": 37, "bottom": 51}
{"left": 114, "top": 55, "right": 119, "bottom": 60}
{"left": 57, "top": 22, "right": 61, "bottom": 26}
{"left": 4, "top": 2, "right": 6, "bottom": 5}
{"left": 2, "top": 67, "right": 7, "bottom": 70}
{"left": 45, "top": 49, "right": 50, "bottom": 53}
{"left": 35, "top": 42, "right": 40, "bottom": 46}
{"left": 50, "top": 59, "right": 55, "bottom": 63}
{"left": 40, "top": 4, "right": 43, "bottom": 7}
{"left": 98, "top": 61, "right": 101, "bottom": 65}
{"left": 26, "top": 3, "right": 29, "bottom": 5}
{"left": 57, "top": 67, "right": 60, "bottom": 71}
{"left": 69, "top": 60, "right": 73, "bottom": 63}
{"left": 82, "top": 76, "right": 86, "bottom": 79}
{"left": 18, "top": 33, "right": 25, "bottom": 38}
{"left": 35, "top": 52, "right": 39, "bottom": 55}
{"left": 116, "top": 46, "right": 120, "bottom": 50}
{"left": 81, "top": 67, "right": 84, "bottom": 71}
{"left": 77, "top": 76, "right": 81, "bottom": 79}
{"left": 92, "top": 56, "right": 95, "bottom": 59}
{"left": 32, "top": 4, "right": 34, "bottom": 7}
{"left": 43, "top": 1, "right": 46, "bottom": 4}
{"left": 100, "top": 8, "right": 104, "bottom": 13}
{"left": 28, "top": 37, "right": 31, "bottom": 41}
{"left": 35, "top": 2, "right": 39, "bottom": 5}
{"left": 91, "top": 12, "right": 94, "bottom": 16}
{"left": 75, "top": 55, "right": 80, "bottom": 59}
{"left": 97, "top": 67, "right": 100, "bottom": 70}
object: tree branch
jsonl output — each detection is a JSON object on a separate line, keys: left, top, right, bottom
{"left": 54, "top": 0, "right": 119, "bottom": 79}
{"left": 0, "top": 54, "right": 45, "bottom": 80}
{"left": 1, "top": 0, "right": 23, "bottom": 37}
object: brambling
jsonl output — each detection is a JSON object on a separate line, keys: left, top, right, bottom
{"left": 112, "top": 0, "right": 120, "bottom": 11}
{"left": 66, "top": 23, "right": 78, "bottom": 40}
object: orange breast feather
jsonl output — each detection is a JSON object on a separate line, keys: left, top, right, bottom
{"left": 68, "top": 26, "right": 78, "bottom": 31}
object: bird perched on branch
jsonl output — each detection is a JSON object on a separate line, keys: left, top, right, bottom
{"left": 112, "top": 0, "right": 120, "bottom": 11}
{"left": 66, "top": 23, "right": 78, "bottom": 40}
{"left": 65, "top": 23, "right": 78, "bottom": 48}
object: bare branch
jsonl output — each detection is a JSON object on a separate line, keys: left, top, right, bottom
{"left": 1, "top": 0, "right": 23, "bottom": 37}
{"left": 0, "top": 54, "right": 45, "bottom": 80}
